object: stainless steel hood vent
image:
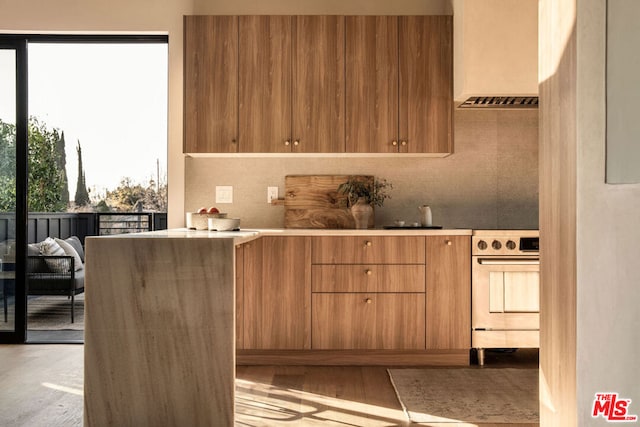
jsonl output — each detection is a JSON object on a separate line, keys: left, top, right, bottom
{"left": 459, "top": 96, "right": 539, "bottom": 109}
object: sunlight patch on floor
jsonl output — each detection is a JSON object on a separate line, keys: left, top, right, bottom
{"left": 41, "top": 382, "right": 83, "bottom": 396}
{"left": 236, "top": 378, "right": 409, "bottom": 426}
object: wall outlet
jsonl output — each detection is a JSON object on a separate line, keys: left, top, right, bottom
{"left": 267, "top": 186, "right": 278, "bottom": 203}
{"left": 215, "top": 186, "right": 233, "bottom": 203}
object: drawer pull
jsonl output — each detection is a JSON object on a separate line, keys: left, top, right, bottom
{"left": 445, "top": 240, "right": 452, "bottom": 246}
{"left": 365, "top": 269, "right": 373, "bottom": 276}
{"left": 364, "top": 240, "right": 372, "bottom": 247}
{"left": 365, "top": 298, "right": 372, "bottom": 304}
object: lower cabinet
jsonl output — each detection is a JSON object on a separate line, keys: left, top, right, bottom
{"left": 426, "top": 235, "right": 471, "bottom": 350}
{"left": 311, "top": 236, "right": 427, "bottom": 350}
{"left": 239, "top": 236, "right": 311, "bottom": 350}
{"left": 311, "top": 264, "right": 425, "bottom": 293}
{"left": 311, "top": 293, "right": 426, "bottom": 349}
{"left": 236, "top": 234, "right": 471, "bottom": 364}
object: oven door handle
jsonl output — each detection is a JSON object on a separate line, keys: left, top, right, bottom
{"left": 476, "top": 258, "right": 540, "bottom": 265}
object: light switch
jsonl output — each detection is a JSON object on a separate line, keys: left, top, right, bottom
{"left": 267, "top": 187, "right": 278, "bottom": 203}
{"left": 216, "top": 186, "right": 233, "bottom": 204}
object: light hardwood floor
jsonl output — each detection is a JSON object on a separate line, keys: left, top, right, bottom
{"left": 0, "top": 345, "right": 538, "bottom": 426}
{"left": 0, "top": 344, "right": 84, "bottom": 427}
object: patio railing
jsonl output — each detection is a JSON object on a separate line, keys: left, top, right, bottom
{"left": 97, "top": 213, "right": 152, "bottom": 235}
{"left": 0, "top": 212, "right": 168, "bottom": 245}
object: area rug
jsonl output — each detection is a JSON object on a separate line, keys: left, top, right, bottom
{"left": 388, "top": 368, "right": 539, "bottom": 424}
{"left": 27, "top": 294, "right": 84, "bottom": 331}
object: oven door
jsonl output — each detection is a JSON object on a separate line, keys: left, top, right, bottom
{"left": 472, "top": 256, "right": 540, "bottom": 331}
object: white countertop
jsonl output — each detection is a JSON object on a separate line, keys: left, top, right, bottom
{"left": 86, "top": 227, "right": 473, "bottom": 245}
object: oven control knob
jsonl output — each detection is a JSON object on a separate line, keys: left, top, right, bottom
{"left": 492, "top": 240, "right": 502, "bottom": 250}
{"left": 506, "top": 240, "right": 517, "bottom": 250}
{"left": 477, "top": 240, "right": 488, "bottom": 250}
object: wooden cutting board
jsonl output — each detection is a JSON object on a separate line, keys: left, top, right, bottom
{"left": 284, "top": 175, "right": 374, "bottom": 229}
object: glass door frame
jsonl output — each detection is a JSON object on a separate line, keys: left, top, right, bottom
{"left": 1, "top": 34, "right": 167, "bottom": 343}
{"left": 0, "top": 36, "right": 28, "bottom": 344}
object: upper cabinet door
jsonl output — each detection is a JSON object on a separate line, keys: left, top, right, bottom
{"left": 293, "top": 16, "right": 345, "bottom": 153}
{"left": 238, "top": 16, "right": 293, "bottom": 153}
{"left": 399, "top": 16, "right": 453, "bottom": 154}
{"left": 183, "top": 15, "right": 452, "bottom": 155}
{"left": 184, "top": 16, "right": 238, "bottom": 153}
{"left": 345, "top": 16, "right": 399, "bottom": 153}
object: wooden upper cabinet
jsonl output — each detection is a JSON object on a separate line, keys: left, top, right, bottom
{"left": 345, "top": 16, "right": 452, "bottom": 154}
{"left": 184, "top": 15, "right": 451, "bottom": 154}
{"left": 238, "top": 15, "right": 345, "bottom": 153}
{"left": 238, "top": 16, "right": 293, "bottom": 153}
{"left": 399, "top": 16, "right": 453, "bottom": 154}
{"left": 345, "top": 16, "right": 399, "bottom": 153}
{"left": 184, "top": 16, "right": 238, "bottom": 153}
{"left": 293, "top": 16, "right": 346, "bottom": 153}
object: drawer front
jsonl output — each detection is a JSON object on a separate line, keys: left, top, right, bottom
{"left": 311, "top": 293, "right": 426, "bottom": 350}
{"left": 312, "top": 264, "right": 425, "bottom": 293}
{"left": 311, "top": 236, "right": 425, "bottom": 264}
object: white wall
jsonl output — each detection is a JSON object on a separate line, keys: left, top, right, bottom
{"left": 605, "top": 0, "right": 640, "bottom": 183}
{"left": 0, "top": 0, "right": 194, "bottom": 227}
{"left": 577, "top": 0, "right": 640, "bottom": 424}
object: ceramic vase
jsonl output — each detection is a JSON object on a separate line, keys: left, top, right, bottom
{"left": 418, "top": 205, "right": 432, "bottom": 227}
{"left": 351, "top": 197, "right": 373, "bottom": 229}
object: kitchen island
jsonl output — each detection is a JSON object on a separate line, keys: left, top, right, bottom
{"left": 83, "top": 228, "right": 471, "bottom": 426}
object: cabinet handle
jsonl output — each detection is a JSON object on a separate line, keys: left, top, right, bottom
{"left": 365, "top": 298, "right": 372, "bottom": 304}
{"left": 293, "top": 140, "right": 300, "bottom": 146}
{"left": 392, "top": 140, "right": 398, "bottom": 146}
{"left": 445, "top": 239, "right": 452, "bottom": 246}
{"left": 284, "top": 140, "right": 290, "bottom": 146}
{"left": 365, "top": 269, "right": 373, "bottom": 276}
{"left": 401, "top": 140, "right": 407, "bottom": 146}
{"left": 232, "top": 139, "right": 237, "bottom": 144}
{"left": 364, "top": 240, "right": 372, "bottom": 247}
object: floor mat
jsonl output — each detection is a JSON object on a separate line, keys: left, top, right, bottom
{"left": 387, "top": 367, "right": 539, "bottom": 424}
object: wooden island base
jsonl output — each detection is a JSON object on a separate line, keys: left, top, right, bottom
{"left": 237, "top": 349, "right": 470, "bottom": 366}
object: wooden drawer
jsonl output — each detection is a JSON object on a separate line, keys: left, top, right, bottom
{"left": 312, "top": 264, "right": 425, "bottom": 293}
{"left": 311, "top": 293, "right": 425, "bottom": 350}
{"left": 311, "top": 236, "right": 425, "bottom": 264}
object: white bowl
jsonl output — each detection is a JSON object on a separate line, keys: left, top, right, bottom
{"left": 208, "top": 217, "right": 240, "bottom": 231}
{"left": 186, "top": 212, "right": 227, "bottom": 230}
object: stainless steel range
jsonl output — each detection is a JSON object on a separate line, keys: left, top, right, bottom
{"left": 472, "top": 230, "right": 540, "bottom": 365}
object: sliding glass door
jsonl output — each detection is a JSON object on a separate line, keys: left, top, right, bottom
{"left": 0, "top": 39, "right": 27, "bottom": 343}
{"left": 1, "top": 35, "right": 167, "bottom": 343}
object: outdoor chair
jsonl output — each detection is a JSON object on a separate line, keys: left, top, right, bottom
{"left": 27, "top": 237, "right": 85, "bottom": 323}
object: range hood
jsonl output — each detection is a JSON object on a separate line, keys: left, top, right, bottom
{"left": 453, "top": 0, "right": 538, "bottom": 106}
{"left": 459, "top": 96, "right": 538, "bottom": 109}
